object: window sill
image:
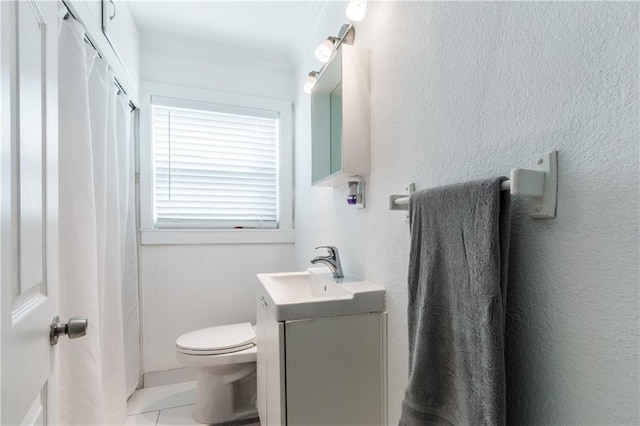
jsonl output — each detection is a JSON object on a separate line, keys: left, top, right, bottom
{"left": 140, "top": 229, "right": 295, "bottom": 245}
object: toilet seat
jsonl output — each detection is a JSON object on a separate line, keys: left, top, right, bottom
{"left": 176, "top": 322, "right": 256, "bottom": 356}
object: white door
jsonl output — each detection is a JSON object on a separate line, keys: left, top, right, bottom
{"left": 1, "top": 1, "right": 62, "bottom": 424}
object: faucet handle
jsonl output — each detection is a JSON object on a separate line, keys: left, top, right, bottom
{"left": 315, "top": 246, "right": 338, "bottom": 257}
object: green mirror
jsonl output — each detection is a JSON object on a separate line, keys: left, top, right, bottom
{"left": 311, "top": 47, "right": 342, "bottom": 184}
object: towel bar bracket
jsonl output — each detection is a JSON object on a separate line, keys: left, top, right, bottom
{"left": 389, "top": 183, "right": 415, "bottom": 211}
{"left": 510, "top": 168, "right": 544, "bottom": 198}
{"left": 516, "top": 151, "right": 557, "bottom": 218}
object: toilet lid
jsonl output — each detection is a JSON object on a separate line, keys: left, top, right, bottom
{"left": 176, "top": 322, "right": 256, "bottom": 355}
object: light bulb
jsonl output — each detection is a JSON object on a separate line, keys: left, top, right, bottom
{"left": 314, "top": 37, "right": 336, "bottom": 63}
{"left": 303, "top": 72, "right": 318, "bottom": 94}
{"left": 346, "top": 0, "right": 367, "bottom": 22}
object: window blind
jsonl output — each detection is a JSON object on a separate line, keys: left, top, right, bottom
{"left": 151, "top": 101, "right": 279, "bottom": 229}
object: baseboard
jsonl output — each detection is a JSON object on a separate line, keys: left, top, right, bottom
{"left": 143, "top": 367, "right": 195, "bottom": 388}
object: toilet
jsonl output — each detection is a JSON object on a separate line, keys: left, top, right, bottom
{"left": 176, "top": 322, "right": 258, "bottom": 424}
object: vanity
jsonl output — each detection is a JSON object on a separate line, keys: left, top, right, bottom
{"left": 256, "top": 268, "right": 387, "bottom": 425}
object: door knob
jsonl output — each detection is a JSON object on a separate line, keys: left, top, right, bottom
{"left": 50, "top": 316, "right": 88, "bottom": 345}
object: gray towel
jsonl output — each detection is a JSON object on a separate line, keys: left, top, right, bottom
{"left": 400, "top": 177, "right": 511, "bottom": 426}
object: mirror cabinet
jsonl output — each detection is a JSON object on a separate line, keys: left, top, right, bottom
{"left": 311, "top": 44, "right": 370, "bottom": 186}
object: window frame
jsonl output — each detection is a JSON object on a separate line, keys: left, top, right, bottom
{"left": 139, "top": 81, "right": 294, "bottom": 245}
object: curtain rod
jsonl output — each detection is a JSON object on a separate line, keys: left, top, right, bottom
{"left": 61, "top": 0, "right": 137, "bottom": 112}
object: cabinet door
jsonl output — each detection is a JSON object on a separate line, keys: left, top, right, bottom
{"left": 101, "top": 0, "right": 138, "bottom": 81}
{"left": 82, "top": 0, "right": 102, "bottom": 27}
{"left": 285, "top": 313, "right": 385, "bottom": 426}
{"left": 256, "top": 293, "right": 268, "bottom": 423}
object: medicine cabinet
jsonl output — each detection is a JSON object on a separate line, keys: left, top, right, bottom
{"left": 311, "top": 44, "right": 370, "bottom": 186}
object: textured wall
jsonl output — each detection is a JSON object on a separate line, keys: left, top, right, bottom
{"left": 293, "top": 2, "right": 639, "bottom": 424}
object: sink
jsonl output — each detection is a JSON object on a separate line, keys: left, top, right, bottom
{"left": 257, "top": 267, "right": 385, "bottom": 321}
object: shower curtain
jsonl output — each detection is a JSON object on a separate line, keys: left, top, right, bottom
{"left": 58, "top": 18, "right": 140, "bottom": 425}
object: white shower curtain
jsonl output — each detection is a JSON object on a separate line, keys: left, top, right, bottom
{"left": 58, "top": 18, "right": 140, "bottom": 425}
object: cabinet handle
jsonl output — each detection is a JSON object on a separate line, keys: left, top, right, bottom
{"left": 109, "top": 0, "right": 116, "bottom": 21}
{"left": 259, "top": 295, "right": 268, "bottom": 308}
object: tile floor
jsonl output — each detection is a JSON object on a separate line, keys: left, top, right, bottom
{"left": 126, "top": 381, "right": 260, "bottom": 426}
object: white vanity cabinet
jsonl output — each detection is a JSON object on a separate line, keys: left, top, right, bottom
{"left": 256, "top": 289, "right": 286, "bottom": 425}
{"left": 256, "top": 287, "right": 387, "bottom": 426}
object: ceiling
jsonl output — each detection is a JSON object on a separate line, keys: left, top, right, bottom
{"left": 127, "top": 1, "right": 337, "bottom": 64}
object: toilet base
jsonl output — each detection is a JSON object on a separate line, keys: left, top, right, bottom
{"left": 193, "top": 404, "right": 258, "bottom": 425}
{"left": 191, "top": 364, "right": 257, "bottom": 424}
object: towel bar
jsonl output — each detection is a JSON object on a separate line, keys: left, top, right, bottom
{"left": 389, "top": 151, "right": 557, "bottom": 218}
{"left": 393, "top": 180, "right": 512, "bottom": 207}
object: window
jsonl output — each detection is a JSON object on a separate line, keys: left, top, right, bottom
{"left": 152, "top": 97, "right": 278, "bottom": 229}
{"left": 139, "top": 83, "right": 293, "bottom": 244}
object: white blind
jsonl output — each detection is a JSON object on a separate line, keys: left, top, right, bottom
{"left": 151, "top": 99, "right": 279, "bottom": 229}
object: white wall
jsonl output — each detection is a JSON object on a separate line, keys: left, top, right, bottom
{"left": 139, "top": 32, "right": 296, "bottom": 374}
{"left": 140, "top": 244, "right": 295, "bottom": 373}
{"left": 294, "top": 2, "right": 639, "bottom": 424}
{"left": 140, "top": 31, "right": 294, "bottom": 99}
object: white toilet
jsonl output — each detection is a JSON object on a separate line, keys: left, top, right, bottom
{"left": 176, "top": 322, "right": 258, "bottom": 424}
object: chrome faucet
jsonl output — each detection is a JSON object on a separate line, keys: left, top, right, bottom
{"left": 310, "top": 246, "right": 344, "bottom": 279}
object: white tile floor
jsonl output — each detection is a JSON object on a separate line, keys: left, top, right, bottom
{"left": 126, "top": 382, "right": 260, "bottom": 426}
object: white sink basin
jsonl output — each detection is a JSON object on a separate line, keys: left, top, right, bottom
{"left": 257, "top": 267, "right": 385, "bottom": 321}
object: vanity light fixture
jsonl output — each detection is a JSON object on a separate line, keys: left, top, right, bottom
{"left": 346, "top": 0, "right": 367, "bottom": 22}
{"left": 304, "top": 23, "right": 356, "bottom": 94}
{"left": 315, "top": 37, "right": 339, "bottom": 63}
{"left": 303, "top": 0, "right": 366, "bottom": 94}
{"left": 303, "top": 71, "right": 320, "bottom": 94}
